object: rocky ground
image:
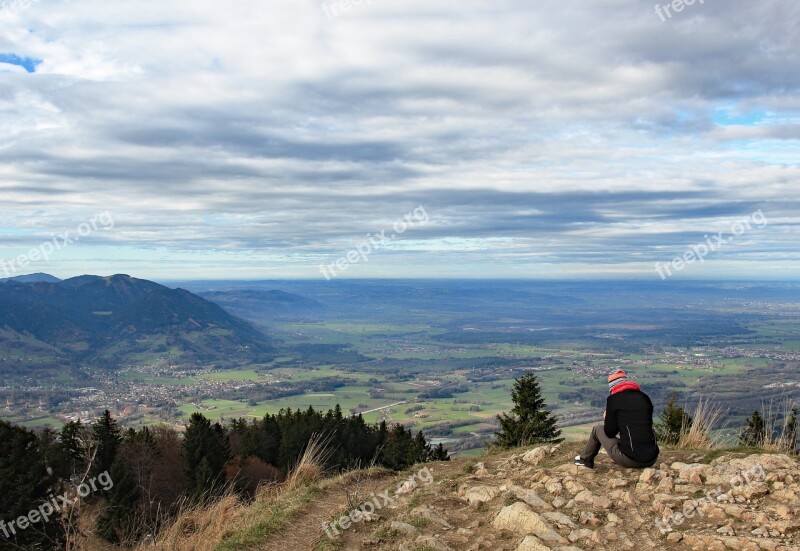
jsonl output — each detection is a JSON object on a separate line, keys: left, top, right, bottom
{"left": 302, "top": 442, "right": 800, "bottom": 551}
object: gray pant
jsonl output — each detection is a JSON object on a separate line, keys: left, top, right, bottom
{"left": 581, "top": 424, "right": 655, "bottom": 468}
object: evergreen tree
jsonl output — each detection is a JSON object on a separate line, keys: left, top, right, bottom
{"left": 58, "top": 420, "right": 90, "bottom": 477}
{"left": 740, "top": 410, "right": 766, "bottom": 447}
{"left": 380, "top": 425, "right": 414, "bottom": 470}
{"left": 183, "top": 413, "right": 231, "bottom": 500}
{"left": 0, "top": 420, "right": 63, "bottom": 548}
{"left": 93, "top": 410, "right": 122, "bottom": 476}
{"left": 413, "top": 430, "right": 432, "bottom": 464}
{"left": 261, "top": 414, "right": 282, "bottom": 466}
{"left": 495, "top": 373, "right": 562, "bottom": 448}
{"left": 430, "top": 443, "right": 450, "bottom": 462}
{"left": 96, "top": 460, "right": 141, "bottom": 544}
{"left": 655, "top": 394, "right": 692, "bottom": 445}
{"left": 375, "top": 419, "right": 389, "bottom": 465}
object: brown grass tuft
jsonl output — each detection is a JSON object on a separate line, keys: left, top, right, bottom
{"left": 139, "top": 432, "right": 335, "bottom": 550}
{"left": 138, "top": 493, "right": 242, "bottom": 551}
{"left": 754, "top": 397, "right": 798, "bottom": 452}
{"left": 677, "top": 398, "right": 726, "bottom": 449}
{"left": 286, "top": 432, "right": 333, "bottom": 490}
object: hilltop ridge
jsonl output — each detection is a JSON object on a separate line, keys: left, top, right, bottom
{"left": 124, "top": 442, "right": 800, "bottom": 551}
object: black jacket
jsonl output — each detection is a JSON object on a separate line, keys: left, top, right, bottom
{"left": 604, "top": 389, "right": 659, "bottom": 464}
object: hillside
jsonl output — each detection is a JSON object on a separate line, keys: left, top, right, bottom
{"left": 128, "top": 442, "right": 800, "bottom": 551}
{"left": 0, "top": 274, "right": 273, "bottom": 368}
{"left": 0, "top": 272, "right": 62, "bottom": 283}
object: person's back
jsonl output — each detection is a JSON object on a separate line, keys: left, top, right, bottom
{"left": 605, "top": 387, "right": 659, "bottom": 465}
{"left": 575, "top": 370, "right": 659, "bottom": 469}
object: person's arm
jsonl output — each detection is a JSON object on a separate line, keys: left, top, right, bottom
{"left": 604, "top": 396, "right": 618, "bottom": 438}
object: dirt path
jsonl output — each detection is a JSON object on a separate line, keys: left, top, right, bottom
{"left": 255, "top": 471, "right": 397, "bottom": 551}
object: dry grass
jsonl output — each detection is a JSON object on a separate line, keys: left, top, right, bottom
{"left": 670, "top": 396, "right": 799, "bottom": 453}
{"left": 286, "top": 433, "right": 334, "bottom": 491}
{"left": 676, "top": 398, "right": 726, "bottom": 449}
{"left": 137, "top": 433, "right": 334, "bottom": 551}
{"left": 752, "top": 397, "right": 799, "bottom": 453}
{"left": 136, "top": 493, "right": 242, "bottom": 551}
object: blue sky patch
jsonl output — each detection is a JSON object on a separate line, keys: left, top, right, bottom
{"left": 713, "top": 107, "right": 766, "bottom": 126}
{"left": 0, "top": 53, "right": 42, "bottom": 73}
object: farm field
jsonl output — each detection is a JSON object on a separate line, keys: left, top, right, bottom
{"left": 3, "top": 280, "right": 800, "bottom": 455}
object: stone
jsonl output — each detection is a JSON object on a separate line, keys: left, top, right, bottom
{"left": 411, "top": 506, "right": 453, "bottom": 529}
{"left": 522, "top": 447, "right": 549, "bottom": 466}
{"left": 573, "top": 490, "right": 612, "bottom": 509}
{"left": 666, "top": 532, "right": 683, "bottom": 543}
{"left": 542, "top": 511, "right": 576, "bottom": 529}
{"left": 510, "top": 485, "right": 554, "bottom": 510}
{"left": 390, "top": 521, "right": 419, "bottom": 536}
{"left": 731, "top": 482, "right": 769, "bottom": 500}
{"left": 464, "top": 485, "right": 502, "bottom": 506}
{"left": 516, "top": 536, "right": 551, "bottom": 551}
{"left": 682, "top": 464, "right": 714, "bottom": 485}
{"left": 701, "top": 504, "right": 727, "bottom": 522}
{"left": 578, "top": 511, "right": 599, "bottom": 525}
{"left": 656, "top": 476, "right": 675, "bottom": 493}
{"left": 639, "top": 468, "right": 658, "bottom": 484}
{"left": 608, "top": 478, "right": 628, "bottom": 489}
{"left": 492, "top": 502, "right": 568, "bottom": 544}
{"left": 414, "top": 535, "right": 452, "bottom": 551}
{"left": 715, "top": 525, "right": 735, "bottom": 536}
{"left": 545, "top": 481, "right": 564, "bottom": 495}
{"left": 563, "top": 479, "right": 586, "bottom": 496}
{"left": 567, "top": 528, "right": 593, "bottom": 542}
{"left": 609, "top": 489, "right": 634, "bottom": 504}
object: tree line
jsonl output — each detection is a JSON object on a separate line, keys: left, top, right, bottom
{"left": 0, "top": 405, "right": 448, "bottom": 548}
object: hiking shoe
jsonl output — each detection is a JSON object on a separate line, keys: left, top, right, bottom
{"left": 574, "top": 455, "right": 594, "bottom": 469}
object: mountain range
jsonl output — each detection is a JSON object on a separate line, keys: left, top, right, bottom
{"left": 0, "top": 274, "right": 273, "bottom": 369}
{"left": 195, "top": 289, "right": 325, "bottom": 322}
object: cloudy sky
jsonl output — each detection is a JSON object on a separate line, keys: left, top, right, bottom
{"left": 0, "top": 0, "right": 798, "bottom": 280}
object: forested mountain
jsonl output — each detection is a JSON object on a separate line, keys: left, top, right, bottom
{"left": 0, "top": 274, "right": 273, "bottom": 368}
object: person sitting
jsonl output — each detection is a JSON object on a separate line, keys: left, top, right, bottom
{"left": 574, "top": 369, "right": 659, "bottom": 469}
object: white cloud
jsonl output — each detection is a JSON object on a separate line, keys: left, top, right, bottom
{"left": 0, "top": 0, "right": 798, "bottom": 279}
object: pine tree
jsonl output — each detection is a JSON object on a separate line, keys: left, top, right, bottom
{"left": 740, "top": 410, "right": 766, "bottom": 447}
{"left": 655, "top": 394, "right": 692, "bottom": 445}
{"left": 413, "top": 430, "right": 432, "bottom": 464}
{"left": 93, "top": 410, "right": 122, "bottom": 476}
{"left": 96, "top": 460, "right": 141, "bottom": 544}
{"left": 183, "top": 413, "right": 231, "bottom": 500}
{"left": 0, "top": 420, "right": 63, "bottom": 548}
{"left": 59, "top": 420, "right": 89, "bottom": 477}
{"left": 430, "top": 443, "right": 450, "bottom": 462}
{"left": 495, "top": 373, "right": 563, "bottom": 448}
{"left": 380, "top": 424, "right": 415, "bottom": 470}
